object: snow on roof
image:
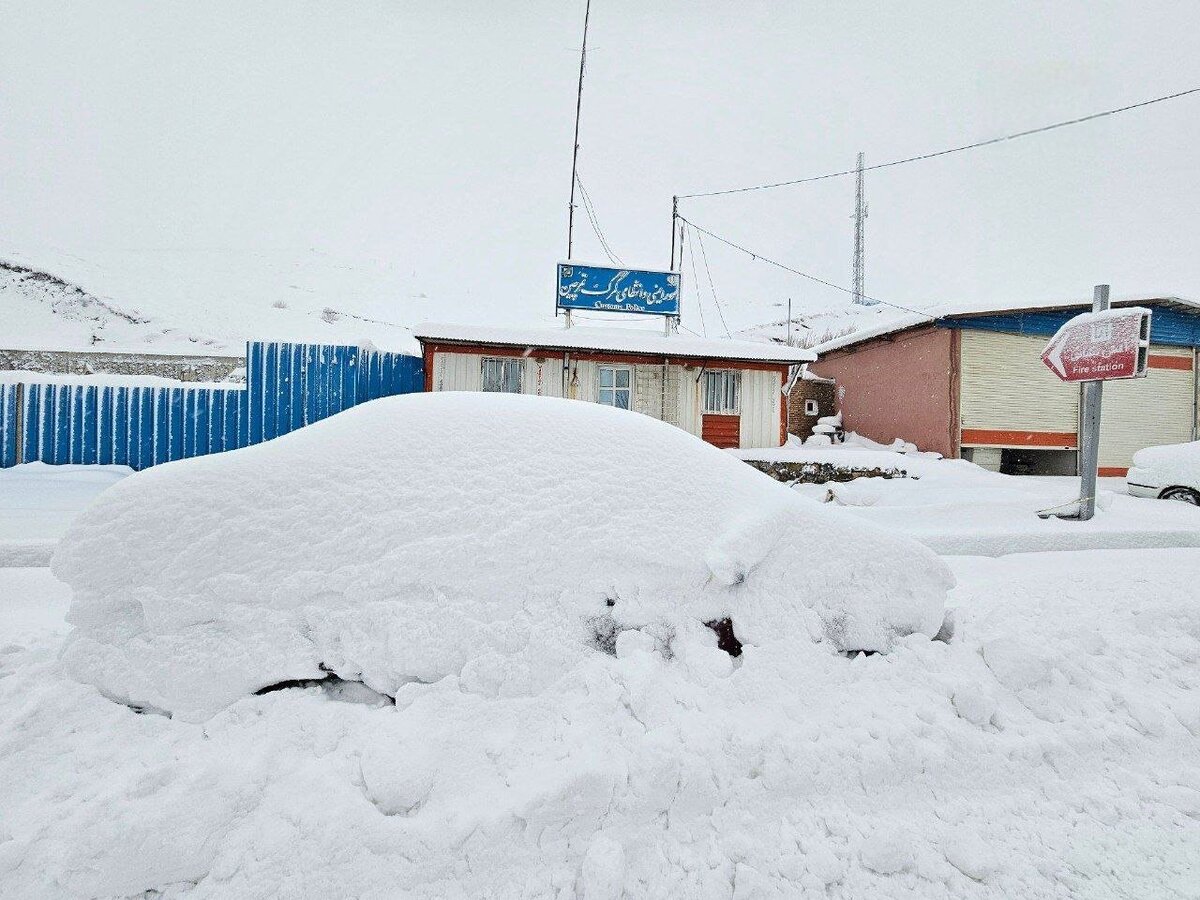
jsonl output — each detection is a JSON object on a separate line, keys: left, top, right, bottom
{"left": 814, "top": 293, "right": 1200, "bottom": 354}
{"left": 414, "top": 322, "right": 816, "bottom": 363}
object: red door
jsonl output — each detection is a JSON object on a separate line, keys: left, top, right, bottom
{"left": 702, "top": 414, "right": 740, "bottom": 448}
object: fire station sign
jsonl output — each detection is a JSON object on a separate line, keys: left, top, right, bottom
{"left": 1041, "top": 307, "right": 1152, "bottom": 382}
{"left": 557, "top": 263, "right": 680, "bottom": 316}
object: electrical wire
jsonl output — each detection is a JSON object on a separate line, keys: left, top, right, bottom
{"left": 575, "top": 173, "right": 624, "bottom": 265}
{"left": 679, "top": 216, "right": 938, "bottom": 322}
{"left": 678, "top": 86, "right": 1200, "bottom": 199}
{"left": 692, "top": 225, "right": 733, "bottom": 338}
{"left": 683, "top": 225, "right": 708, "bottom": 337}
{"left": 576, "top": 176, "right": 616, "bottom": 263}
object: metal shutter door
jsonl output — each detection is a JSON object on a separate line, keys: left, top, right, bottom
{"left": 959, "top": 330, "right": 1079, "bottom": 446}
{"left": 1098, "top": 347, "right": 1195, "bottom": 473}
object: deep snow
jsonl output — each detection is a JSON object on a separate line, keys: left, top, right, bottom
{"left": 52, "top": 392, "right": 951, "bottom": 721}
{"left": 0, "top": 464, "right": 131, "bottom": 567}
{"left": 2, "top": 547, "right": 1198, "bottom": 898}
{"left": 733, "top": 436, "right": 1200, "bottom": 555}
{"left": 3, "top": 410, "right": 1199, "bottom": 898}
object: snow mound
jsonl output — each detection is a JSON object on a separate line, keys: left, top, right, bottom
{"left": 54, "top": 392, "right": 951, "bottom": 721}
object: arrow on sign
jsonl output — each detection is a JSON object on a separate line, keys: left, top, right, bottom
{"left": 1043, "top": 337, "right": 1069, "bottom": 379}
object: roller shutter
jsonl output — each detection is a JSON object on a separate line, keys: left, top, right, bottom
{"left": 1098, "top": 348, "right": 1196, "bottom": 474}
{"left": 959, "top": 330, "right": 1079, "bottom": 447}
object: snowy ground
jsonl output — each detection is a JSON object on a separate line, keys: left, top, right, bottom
{"left": 0, "top": 464, "right": 130, "bottom": 566}
{"left": 2, "top": 427, "right": 1199, "bottom": 898}
{"left": 2, "top": 549, "right": 1198, "bottom": 898}
{"left": 733, "top": 437, "right": 1200, "bottom": 556}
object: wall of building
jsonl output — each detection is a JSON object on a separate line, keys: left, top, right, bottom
{"left": 811, "top": 327, "right": 957, "bottom": 457}
{"left": 737, "top": 368, "right": 784, "bottom": 449}
{"left": 426, "top": 346, "right": 786, "bottom": 448}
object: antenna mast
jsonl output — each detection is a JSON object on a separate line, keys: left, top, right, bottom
{"left": 566, "top": 0, "right": 592, "bottom": 262}
{"left": 851, "top": 151, "right": 873, "bottom": 305}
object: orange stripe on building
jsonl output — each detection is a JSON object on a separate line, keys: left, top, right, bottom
{"left": 960, "top": 428, "right": 1077, "bottom": 448}
{"left": 1147, "top": 354, "right": 1194, "bottom": 371}
{"left": 1098, "top": 466, "right": 1129, "bottom": 477}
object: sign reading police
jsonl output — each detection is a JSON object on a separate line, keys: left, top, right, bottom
{"left": 557, "top": 263, "right": 680, "bottom": 317}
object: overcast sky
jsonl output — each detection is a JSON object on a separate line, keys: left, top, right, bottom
{"left": 2, "top": 0, "right": 1199, "bottom": 336}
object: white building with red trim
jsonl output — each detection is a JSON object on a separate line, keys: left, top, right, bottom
{"left": 414, "top": 324, "right": 815, "bottom": 449}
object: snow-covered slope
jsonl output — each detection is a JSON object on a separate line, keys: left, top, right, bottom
{"left": 1, "top": 248, "right": 424, "bottom": 356}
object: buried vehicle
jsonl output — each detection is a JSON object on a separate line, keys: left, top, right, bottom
{"left": 54, "top": 392, "right": 952, "bottom": 721}
{"left": 1126, "top": 440, "right": 1200, "bottom": 505}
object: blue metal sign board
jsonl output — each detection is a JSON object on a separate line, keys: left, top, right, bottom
{"left": 557, "top": 263, "right": 680, "bottom": 316}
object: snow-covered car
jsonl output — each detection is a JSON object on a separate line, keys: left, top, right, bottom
{"left": 1126, "top": 440, "right": 1200, "bottom": 504}
{"left": 54, "top": 392, "right": 952, "bottom": 721}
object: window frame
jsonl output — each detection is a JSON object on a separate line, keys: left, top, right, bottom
{"left": 804, "top": 398, "right": 819, "bottom": 416}
{"left": 480, "top": 356, "right": 524, "bottom": 394}
{"left": 702, "top": 370, "right": 741, "bottom": 415}
{"left": 596, "top": 365, "right": 633, "bottom": 410}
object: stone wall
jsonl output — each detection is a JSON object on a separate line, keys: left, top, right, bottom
{"left": 742, "top": 459, "right": 907, "bottom": 484}
{"left": 787, "top": 377, "right": 836, "bottom": 438}
{"left": 0, "top": 348, "right": 243, "bottom": 383}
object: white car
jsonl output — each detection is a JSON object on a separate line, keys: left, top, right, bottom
{"left": 1126, "top": 440, "right": 1200, "bottom": 505}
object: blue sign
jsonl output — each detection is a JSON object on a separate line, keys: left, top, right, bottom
{"left": 557, "top": 263, "right": 680, "bottom": 316}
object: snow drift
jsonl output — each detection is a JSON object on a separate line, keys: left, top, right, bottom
{"left": 54, "top": 392, "right": 950, "bottom": 721}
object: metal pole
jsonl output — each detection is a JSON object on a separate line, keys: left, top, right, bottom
{"left": 669, "top": 195, "right": 679, "bottom": 270}
{"left": 786, "top": 297, "right": 793, "bottom": 346}
{"left": 566, "top": 0, "right": 592, "bottom": 262}
{"left": 1077, "top": 283, "right": 1109, "bottom": 520}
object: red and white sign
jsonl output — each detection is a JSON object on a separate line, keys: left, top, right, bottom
{"left": 1041, "top": 308, "right": 1152, "bottom": 383}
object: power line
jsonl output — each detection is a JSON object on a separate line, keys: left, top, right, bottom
{"left": 575, "top": 173, "right": 623, "bottom": 265}
{"left": 683, "top": 225, "right": 708, "bottom": 337}
{"left": 679, "top": 215, "right": 937, "bottom": 322}
{"left": 678, "top": 86, "right": 1200, "bottom": 199}
{"left": 693, "top": 225, "right": 732, "bottom": 337}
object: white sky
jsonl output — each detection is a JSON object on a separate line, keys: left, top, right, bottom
{"left": 2, "top": 0, "right": 1199, "bottom": 338}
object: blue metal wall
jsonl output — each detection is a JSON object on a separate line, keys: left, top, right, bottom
{"left": 0, "top": 341, "right": 422, "bottom": 469}
{"left": 17, "top": 383, "right": 244, "bottom": 469}
{"left": 939, "top": 306, "right": 1200, "bottom": 348}
{"left": 0, "top": 384, "right": 17, "bottom": 468}
{"left": 245, "top": 341, "right": 423, "bottom": 443}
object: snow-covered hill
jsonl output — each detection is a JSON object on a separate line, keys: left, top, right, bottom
{"left": 1, "top": 246, "right": 427, "bottom": 356}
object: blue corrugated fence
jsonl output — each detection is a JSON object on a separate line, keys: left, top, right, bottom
{"left": 0, "top": 341, "right": 422, "bottom": 469}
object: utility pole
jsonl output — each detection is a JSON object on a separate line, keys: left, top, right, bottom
{"left": 851, "top": 151, "right": 873, "bottom": 306}
{"left": 669, "top": 195, "right": 679, "bottom": 270}
{"left": 564, "top": 0, "right": 592, "bottom": 328}
{"left": 1077, "top": 284, "right": 1110, "bottom": 521}
{"left": 786, "top": 297, "right": 793, "bottom": 346}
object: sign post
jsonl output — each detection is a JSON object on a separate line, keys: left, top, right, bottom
{"left": 1039, "top": 285, "right": 1152, "bottom": 520}
{"left": 1076, "top": 285, "right": 1109, "bottom": 521}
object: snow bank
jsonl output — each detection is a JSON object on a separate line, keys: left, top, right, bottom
{"left": 54, "top": 392, "right": 951, "bottom": 721}
{"left": 5, "top": 547, "right": 1199, "bottom": 898}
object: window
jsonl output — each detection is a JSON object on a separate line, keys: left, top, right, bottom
{"left": 703, "top": 371, "right": 740, "bottom": 414}
{"left": 598, "top": 366, "right": 632, "bottom": 409}
{"left": 804, "top": 399, "right": 819, "bottom": 416}
{"left": 481, "top": 357, "right": 523, "bottom": 393}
